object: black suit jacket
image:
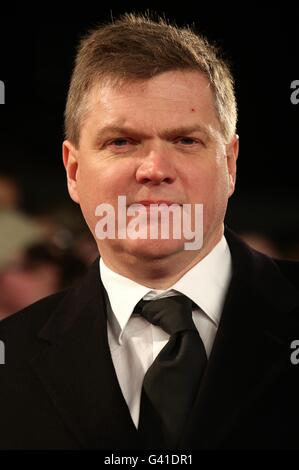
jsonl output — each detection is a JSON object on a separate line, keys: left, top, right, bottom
{"left": 0, "top": 228, "right": 299, "bottom": 450}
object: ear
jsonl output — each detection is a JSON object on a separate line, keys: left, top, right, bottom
{"left": 62, "top": 140, "right": 80, "bottom": 203}
{"left": 226, "top": 134, "right": 239, "bottom": 197}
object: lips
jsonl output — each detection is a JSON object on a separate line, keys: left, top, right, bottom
{"left": 133, "top": 200, "right": 181, "bottom": 206}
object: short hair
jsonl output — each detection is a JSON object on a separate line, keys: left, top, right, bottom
{"left": 64, "top": 13, "right": 237, "bottom": 147}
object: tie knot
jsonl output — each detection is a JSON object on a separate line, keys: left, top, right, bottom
{"left": 134, "top": 295, "right": 196, "bottom": 335}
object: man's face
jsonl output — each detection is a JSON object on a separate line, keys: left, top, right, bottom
{"left": 63, "top": 70, "right": 238, "bottom": 266}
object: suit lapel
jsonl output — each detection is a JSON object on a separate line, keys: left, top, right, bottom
{"left": 180, "top": 228, "right": 299, "bottom": 449}
{"left": 30, "top": 259, "right": 139, "bottom": 449}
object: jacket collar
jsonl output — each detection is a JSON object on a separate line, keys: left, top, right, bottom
{"left": 180, "top": 227, "right": 299, "bottom": 448}
{"left": 31, "top": 259, "right": 140, "bottom": 449}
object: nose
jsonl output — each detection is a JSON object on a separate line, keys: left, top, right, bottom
{"left": 135, "top": 145, "right": 176, "bottom": 185}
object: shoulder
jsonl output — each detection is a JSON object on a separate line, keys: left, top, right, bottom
{"left": 0, "top": 257, "right": 102, "bottom": 347}
{"left": 0, "top": 290, "right": 68, "bottom": 342}
{"left": 225, "top": 227, "right": 299, "bottom": 308}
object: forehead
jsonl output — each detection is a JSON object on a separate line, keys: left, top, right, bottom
{"left": 81, "top": 70, "right": 220, "bottom": 136}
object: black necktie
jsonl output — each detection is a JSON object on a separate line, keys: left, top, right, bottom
{"left": 134, "top": 295, "right": 207, "bottom": 449}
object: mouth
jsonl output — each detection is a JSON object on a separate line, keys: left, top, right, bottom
{"left": 132, "top": 200, "right": 182, "bottom": 206}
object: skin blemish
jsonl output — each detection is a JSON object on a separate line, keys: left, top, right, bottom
{"left": 191, "top": 108, "right": 195, "bottom": 112}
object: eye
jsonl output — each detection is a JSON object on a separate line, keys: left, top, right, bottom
{"left": 177, "top": 137, "right": 199, "bottom": 145}
{"left": 109, "top": 138, "right": 131, "bottom": 147}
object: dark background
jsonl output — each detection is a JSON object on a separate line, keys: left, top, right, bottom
{"left": 0, "top": 5, "right": 298, "bottom": 250}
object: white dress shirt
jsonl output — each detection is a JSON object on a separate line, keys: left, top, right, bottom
{"left": 100, "top": 236, "right": 232, "bottom": 427}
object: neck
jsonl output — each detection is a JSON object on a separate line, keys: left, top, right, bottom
{"left": 100, "top": 225, "right": 223, "bottom": 289}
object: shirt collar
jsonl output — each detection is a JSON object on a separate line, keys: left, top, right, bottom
{"left": 100, "top": 235, "right": 232, "bottom": 343}
{"left": 100, "top": 259, "right": 152, "bottom": 343}
{"left": 170, "top": 236, "right": 232, "bottom": 325}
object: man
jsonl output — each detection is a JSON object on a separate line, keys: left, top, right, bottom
{"left": 0, "top": 13, "right": 298, "bottom": 450}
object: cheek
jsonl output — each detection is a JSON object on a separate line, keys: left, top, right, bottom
{"left": 77, "top": 164, "right": 106, "bottom": 215}
{"left": 78, "top": 159, "right": 131, "bottom": 203}
{"left": 187, "top": 163, "right": 230, "bottom": 220}
{"left": 77, "top": 163, "right": 132, "bottom": 235}
{"left": 188, "top": 164, "right": 228, "bottom": 199}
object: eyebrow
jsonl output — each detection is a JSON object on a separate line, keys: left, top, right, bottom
{"left": 94, "top": 124, "right": 212, "bottom": 142}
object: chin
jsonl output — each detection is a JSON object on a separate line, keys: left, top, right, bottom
{"left": 124, "top": 238, "right": 186, "bottom": 260}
